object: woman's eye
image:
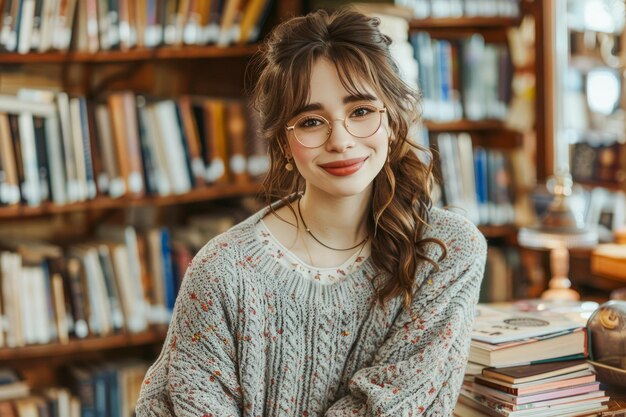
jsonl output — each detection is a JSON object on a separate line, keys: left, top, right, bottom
{"left": 298, "top": 117, "right": 324, "bottom": 129}
{"left": 351, "top": 107, "right": 374, "bottom": 118}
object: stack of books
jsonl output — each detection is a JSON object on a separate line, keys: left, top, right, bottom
{"left": 455, "top": 305, "right": 610, "bottom": 416}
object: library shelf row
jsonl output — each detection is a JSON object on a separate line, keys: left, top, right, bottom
{"left": 0, "top": 327, "right": 167, "bottom": 362}
{"left": 0, "top": 17, "right": 522, "bottom": 65}
{"left": 409, "top": 16, "right": 521, "bottom": 31}
{"left": 424, "top": 119, "right": 510, "bottom": 132}
{"left": 0, "top": 182, "right": 263, "bottom": 220}
{"left": 0, "top": 45, "right": 259, "bottom": 65}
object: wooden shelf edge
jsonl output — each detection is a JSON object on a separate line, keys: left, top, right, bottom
{"left": 0, "top": 45, "right": 259, "bottom": 64}
{"left": 0, "top": 327, "right": 167, "bottom": 361}
{"left": 478, "top": 224, "right": 518, "bottom": 238}
{"left": 575, "top": 179, "right": 625, "bottom": 191}
{"left": 424, "top": 119, "right": 509, "bottom": 132}
{"left": 410, "top": 16, "right": 521, "bottom": 30}
{"left": 0, "top": 182, "right": 263, "bottom": 219}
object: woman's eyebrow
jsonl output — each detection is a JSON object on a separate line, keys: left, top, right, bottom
{"left": 293, "top": 94, "right": 378, "bottom": 116}
{"left": 343, "top": 93, "right": 377, "bottom": 104}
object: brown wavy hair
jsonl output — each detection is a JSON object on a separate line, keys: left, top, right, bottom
{"left": 250, "top": 7, "right": 446, "bottom": 309}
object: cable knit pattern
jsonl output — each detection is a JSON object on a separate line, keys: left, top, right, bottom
{"left": 135, "top": 196, "right": 487, "bottom": 417}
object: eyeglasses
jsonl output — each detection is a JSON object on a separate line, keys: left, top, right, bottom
{"left": 286, "top": 104, "right": 387, "bottom": 148}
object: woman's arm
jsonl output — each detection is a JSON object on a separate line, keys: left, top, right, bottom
{"left": 325, "top": 224, "right": 487, "bottom": 417}
{"left": 136, "top": 242, "right": 242, "bottom": 417}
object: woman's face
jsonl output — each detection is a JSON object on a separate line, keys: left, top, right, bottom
{"left": 285, "top": 58, "right": 390, "bottom": 199}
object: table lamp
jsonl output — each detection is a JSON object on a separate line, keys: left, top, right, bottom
{"left": 518, "top": 171, "right": 598, "bottom": 300}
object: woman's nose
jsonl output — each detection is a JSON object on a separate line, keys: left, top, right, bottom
{"left": 325, "top": 119, "right": 355, "bottom": 152}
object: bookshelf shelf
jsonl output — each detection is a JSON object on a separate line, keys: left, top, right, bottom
{"left": 410, "top": 17, "right": 521, "bottom": 30}
{"left": 0, "top": 182, "right": 262, "bottom": 220}
{"left": 0, "top": 328, "right": 167, "bottom": 361}
{"left": 0, "top": 45, "right": 259, "bottom": 64}
{"left": 575, "top": 179, "right": 624, "bottom": 191}
{"left": 478, "top": 225, "right": 518, "bottom": 239}
{"left": 424, "top": 119, "right": 509, "bottom": 132}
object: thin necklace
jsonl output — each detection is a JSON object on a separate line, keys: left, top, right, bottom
{"left": 299, "top": 224, "right": 368, "bottom": 274}
{"left": 296, "top": 196, "right": 369, "bottom": 251}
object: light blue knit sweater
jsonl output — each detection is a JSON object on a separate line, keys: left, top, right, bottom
{"left": 136, "top": 198, "right": 487, "bottom": 416}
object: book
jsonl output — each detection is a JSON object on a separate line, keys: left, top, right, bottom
{"left": 459, "top": 388, "right": 609, "bottom": 417}
{"left": 0, "top": 113, "right": 20, "bottom": 205}
{"left": 470, "top": 329, "right": 587, "bottom": 367}
{"left": 471, "top": 381, "right": 601, "bottom": 405}
{"left": 472, "top": 310, "right": 584, "bottom": 344}
{"left": 482, "top": 360, "right": 592, "bottom": 384}
{"left": 475, "top": 373, "right": 596, "bottom": 396}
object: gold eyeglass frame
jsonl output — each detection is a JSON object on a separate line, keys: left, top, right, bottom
{"left": 285, "top": 105, "right": 387, "bottom": 148}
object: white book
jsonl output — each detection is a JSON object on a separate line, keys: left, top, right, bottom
{"left": 437, "top": 133, "right": 463, "bottom": 210}
{"left": 17, "top": 113, "right": 42, "bottom": 206}
{"left": 69, "top": 98, "right": 88, "bottom": 201}
{"left": 15, "top": 89, "right": 68, "bottom": 205}
{"left": 411, "top": 0, "right": 431, "bottom": 18}
{"left": 97, "top": 244, "right": 125, "bottom": 331}
{"left": 183, "top": 12, "right": 201, "bottom": 45}
{"left": 112, "top": 244, "right": 147, "bottom": 333}
{"left": 83, "top": 247, "right": 113, "bottom": 336}
{"left": 45, "top": 114, "right": 68, "bottom": 205}
{"left": 153, "top": 101, "right": 192, "bottom": 194}
{"left": 38, "top": 0, "right": 57, "bottom": 52}
{"left": 430, "top": 0, "right": 451, "bottom": 17}
{"left": 462, "top": 35, "right": 487, "bottom": 121}
{"left": 20, "top": 266, "right": 37, "bottom": 344}
{"left": 473, "top": 310, "right": 583, "bottom": 344}
{"left": 17, "top": 0, "right": 35, "bottom": 54}
{"left": 56, "top": 93, "right": 80, "bottom": 203}
{"left": 0, "top": 94, "right": 55, "bottom": 117}
{"left": 91, "top": 246, "right": 115, "bottom": 335}
{"left": 96, "top": 0, "right": 110, "bottom": 50}
{"left": 63, "top": 0, "right": 78, "bottom": 51}
{"left": 448, "top": 0, "right": 463, "bottom": 16}
{"left": 52, "top": 0, "right": 77, "bottom": 51}
{"left": 124, "top": 226, "right": 148, "bottom": 321}
{"left": 32, "top": 266, "right": 52, "bottom": 344}
{"left": 140, "top": 105, "right": 171, "bottom": 196}
{"left": 457, "top": 133, "right": 480, "bottom": 224}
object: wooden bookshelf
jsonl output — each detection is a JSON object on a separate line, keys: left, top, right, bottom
{"left": 410, "top": 16, "right": 521, "bottom": 30}
{"left": 0, "top": 328, "right": 167, "bottom": 361}
{"left": 0, "top": 182, "right": 263, "bottom": 220}
{"left": 424, "top": 119, "right": 508, "bottom": 132}
{"left": 0, "top": 45, "right": 260, "bottom": 64}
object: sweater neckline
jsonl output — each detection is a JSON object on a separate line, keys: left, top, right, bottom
{"left": 234, "top": 194, "right": 379, "bottom": 305}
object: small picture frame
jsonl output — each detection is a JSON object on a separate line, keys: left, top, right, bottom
{"left": 586, "top": 188, "right": 626, "bottom": 242}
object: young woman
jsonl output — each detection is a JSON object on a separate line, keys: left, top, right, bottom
{"left": 136, "top": 8, "right": 486, "bottom": 417}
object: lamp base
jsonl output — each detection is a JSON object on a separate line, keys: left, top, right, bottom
{"left": 541, "top": 277, "right": 580, "bottom": 301}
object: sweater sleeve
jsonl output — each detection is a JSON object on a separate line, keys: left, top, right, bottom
{"left": 135, "top": 240, "right": 242, "bottom": 417}
{"left": 325, "top": 221, "right": 486, "bottom": 417}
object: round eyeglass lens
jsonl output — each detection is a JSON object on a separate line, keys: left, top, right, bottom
{"left": 345, "top": 105, "right": 382, "bottom": 138}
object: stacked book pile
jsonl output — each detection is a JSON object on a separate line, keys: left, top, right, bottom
{"left": 455, "top": 305, "right": 610, "bottom": 416}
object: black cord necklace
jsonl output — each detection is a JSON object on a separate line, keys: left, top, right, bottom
{"left": 296, "top": 196, "right": 369, "bottom": 251}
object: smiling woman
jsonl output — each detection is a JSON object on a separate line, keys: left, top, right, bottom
{"left": 136, "top": 7, "right": 487, "bottom": 417}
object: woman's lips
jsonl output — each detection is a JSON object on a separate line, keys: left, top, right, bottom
{"left": 319, "top": 157, "right": 368, "bottom": 176}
